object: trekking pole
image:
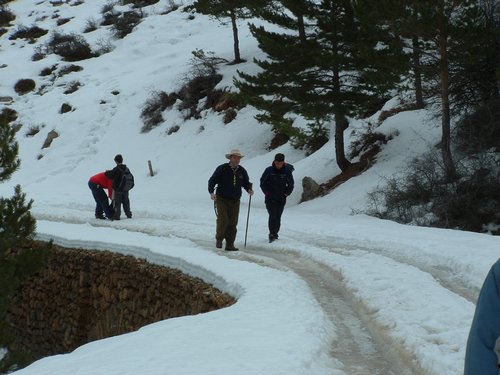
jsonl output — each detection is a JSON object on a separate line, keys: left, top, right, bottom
{"left": 244, "top": 188, "right": 252, "bottom": 248}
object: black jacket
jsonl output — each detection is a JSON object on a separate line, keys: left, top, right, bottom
{"left": 105, "top": 164, "right": 128, "bottom": 190}
{"left": 208, "top": 163, "right": 252, "bottom": 200}
{"left": 260, "top": 162, "right": 294, "bottom": 203}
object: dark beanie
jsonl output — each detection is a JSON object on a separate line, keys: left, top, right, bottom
{"left": 274, "top": 153, "right": 285, "bottom": 162}
{"left": 114, "top": 154, "right": 123, "bottom": 163}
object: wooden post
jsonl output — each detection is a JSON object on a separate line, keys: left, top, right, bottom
{"left": 148, "top": 160, "right": 154, "bottom": 176}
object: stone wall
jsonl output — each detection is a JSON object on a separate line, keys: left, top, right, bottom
{"left": 6, "top": 245, "right": 235, "bottom": 359}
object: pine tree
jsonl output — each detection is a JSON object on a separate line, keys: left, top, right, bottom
{"left": 193, "top": 0, "right": 251, "bottom": 63}
{"left": 0, "top": 114, "right": 41, "bottom": 372}
{"left": 354, "top": 0, "right": 426, "bottom": 109}
{"left": 0, "top": 185, "right": 36, "bottom": 251}
{"left": 415, "top": 0, "right": 494, "bottom": 182}
{"left": 235, "top": 0, "right": 314, "bottom": 144}
{"left": 303, "top": 0, "right": 402, "bottom": 171}
{"left": 449, "top": 0, "right": 499, "bottom": 106}
{"left": 0, "top": 113, "right": 36, "bottom": 256}
{"left": 237, "top": 0, "right": 404, "bottom": 171}
{"left": 0, "top": 114, "right": 20, "bottom": 182}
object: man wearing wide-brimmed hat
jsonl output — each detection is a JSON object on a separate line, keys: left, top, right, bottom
{"left": 208, "top": 149, "right": 254, "bottom": 251}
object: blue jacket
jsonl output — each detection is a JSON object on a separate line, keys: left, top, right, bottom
{"left": 464, "top": 258, "right": 500, "bottom": 375}
{"left": 260, "top": 162, "right": 294, "bottom": 203}
{"left": 208, "top": 163, "right": 252, "bottom": 200}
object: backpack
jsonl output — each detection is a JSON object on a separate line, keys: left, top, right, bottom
{"left": 117, "top": 167, "right": 135, "bottom": 191}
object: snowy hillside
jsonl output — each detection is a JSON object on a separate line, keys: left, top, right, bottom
{"left": 1, "top": 1, "right": 500, "bottom": 374}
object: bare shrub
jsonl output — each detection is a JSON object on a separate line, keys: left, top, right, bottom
{"left": 177, "top": 74, "right": 222, "bottom": 119}
{"left": 378, "top": 102, "right": 418, "bottom": 124}
{"left": 39, "top": 65, "right": 58, "bottom": 76}
{"left": 101, "top": 1, "right": 116, "bottom": 14}
{"left": 14, "top": 79, "right": 36, "bottom": 95}
{"left": 140, "top": 91, "right": 178, "bottom": 132}
{"left": 366, "top": 149, "right": 500, "bottom": 233}
{"left": 349, "top": 130, "right": 394, "bottom": 160}
{"left": 32, "top": 45, "right": 46, "bottom": 61}
{"left": 454, "top": 98, "right": 500, "bottom": 153}
{"left": 26, "top": 125, "right": 40, "bottom": 137}
{"left": 0, "top": 6, "right": 15, "bottom": 26}
{"left": 56, "top": 17, "right": 71, "bottom": 26}
{"left": 9, "top": 25, "right": 48, "bottom": 41}
{"left": 167, "top": 125, "right": 180, "bottom": 135}
{"left": 57, "top": 64, "right": 83, "bottom": 77}
{"left": 46, "top": 32, "right": 94, "bottom": 61}
{"left": 83, "top": 17, "right": 98, "bottom": 33}
{"left": 1, "top": 107, "right": 17, "bottom": 123}
{"left": 111, "top": 10, "right": 143, "bottom": 39}
{"left": 121, "top": 0, "right": 160, "bottom": 7}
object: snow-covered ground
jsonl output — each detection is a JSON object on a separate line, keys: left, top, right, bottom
{"left": 1, "top": 1, "right": 498, "bottom": 374}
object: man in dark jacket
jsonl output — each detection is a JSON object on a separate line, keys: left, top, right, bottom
{"left": 464, "top": 258, "right": 500, "bottom": 375}
{"left": 105, "top": 154, "right": 132, "bottom": 220}
{"left": 260, "top": 153, "right": 294, "bottom": 243}
{"left": 208, "top": 149, "right": 254, "bottom": 251}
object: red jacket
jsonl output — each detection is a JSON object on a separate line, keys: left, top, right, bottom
{"left": 89, "top": 172, "right": 113, "bottom": 198}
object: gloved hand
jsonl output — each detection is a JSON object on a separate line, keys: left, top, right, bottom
{"left": 210, "top": 193, "right": 217, "bottom": 201}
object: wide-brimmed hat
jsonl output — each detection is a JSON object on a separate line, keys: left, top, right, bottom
{"left": 225, "top": 149, "right": 244, "bottom": 159}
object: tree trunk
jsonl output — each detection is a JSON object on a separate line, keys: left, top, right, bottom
{"left": 230, "top": 11, "right": 241, "bottom": 64}
{"left": 334, "top": 114, "right": 351, "bottom": 172}
{"left": 331, "top": 56, "right": 351, "bottom": 172}
{"left": 412, "top": 36, "right": 425, "bottom": 109}
{"left": 297, "top": 14, "right": 306, "bottom": 43}
{"left": 439, "top": 23, "right": 457, "bottom": 182}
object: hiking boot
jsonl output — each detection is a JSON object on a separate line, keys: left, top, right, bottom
{"left": 225, "top": 245, "right": 239, "bottom": 251}
{"left": 95, "top": 214, "right": 106, "bottom": 220}
{"left": 126, "top": 214, "right": 132, "bottom": 219}
{"left": 216, "top": 239, "right": 223, "bottom": 249}
{"left": 269, "top": 234, "right": 278, "bottom": 243}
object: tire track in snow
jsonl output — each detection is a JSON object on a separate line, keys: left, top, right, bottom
{"left": 287, "top": 233, "right": 479, "bottom": 304}
{"left": 320, "top": 244, "right": 479, "bottom": 304}
{"left": 227, "top": 247, "right": 427, "bottom": 375}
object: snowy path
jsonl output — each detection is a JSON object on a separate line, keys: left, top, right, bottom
{"left": 303, "top": 236, "right": 478, "bottom": 304}
{"left": 33, "top": 204, "right": 473, "bottom": 375}
{"left": 228, "top": 248, "right": 423, "bottom": 375}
